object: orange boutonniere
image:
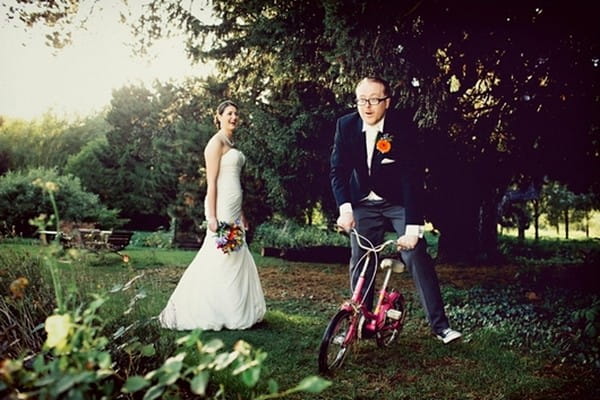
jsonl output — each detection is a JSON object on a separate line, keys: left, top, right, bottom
{"left": 376, "top": 133, "right": 393, "bottom": 154}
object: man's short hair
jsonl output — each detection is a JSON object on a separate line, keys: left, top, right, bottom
{"left": 357, "top": 77, "right": 392, "bottom": 98}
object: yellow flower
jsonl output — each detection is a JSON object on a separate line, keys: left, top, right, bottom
{"left": 44, "top": 181, "right": 59, "bottom": 193}
{"left": 9, "top": 277, "right": 29, "bottom": 299}
{"left": 45, "top": 314, "right": 72, "bottom": 353}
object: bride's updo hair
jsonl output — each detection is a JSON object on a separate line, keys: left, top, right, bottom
{"left": 214, "top": 100, "right": 238, "bottom": 128}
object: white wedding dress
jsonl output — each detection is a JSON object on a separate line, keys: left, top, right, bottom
{"left": 159, "top": 148, "right": 266, "bottom": 331}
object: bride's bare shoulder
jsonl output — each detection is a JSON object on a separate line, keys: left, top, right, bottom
{"left": 205, "top": 134, "right": 224, "bottom": 153}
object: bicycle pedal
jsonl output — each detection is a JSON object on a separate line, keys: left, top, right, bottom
{"left": 386, "top": 309, "right": 402, "bottom": 320}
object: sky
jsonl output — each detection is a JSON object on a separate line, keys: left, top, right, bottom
{"left": 0, "top": 1, "right": 214, "bottom": 120}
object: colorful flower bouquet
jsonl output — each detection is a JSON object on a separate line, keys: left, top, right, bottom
{"left": 214, "top": 220, "right": 245, "bottom": 254}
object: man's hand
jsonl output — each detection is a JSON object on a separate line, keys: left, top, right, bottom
{"left": 397, "top": 234, "right": 418, "bottom": 251}
{"left": 336, "top": 212, "right": 355, "bottom": 232}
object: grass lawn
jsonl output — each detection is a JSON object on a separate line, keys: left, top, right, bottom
{"left": 2, "top": 241, "right": 599, "bottom": 399}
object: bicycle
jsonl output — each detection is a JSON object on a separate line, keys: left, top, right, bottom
{"left": 318, "top": 229, "right": 407, "bottom": 375}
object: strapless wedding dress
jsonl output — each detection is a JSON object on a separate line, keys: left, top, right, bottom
{"left": 159, "top": 148, "right": 266, "bottom": 330}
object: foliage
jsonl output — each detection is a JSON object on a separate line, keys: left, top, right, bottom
{"left": 0, "top": 113, "right": 108, "bottom": 175}
{"left": 498, "top": 235, "right": 600, "bottom": 266}
{"left": 0, "top": 249, "right": 54, "bottom": 359}
{"left": 239, "top": 83, "right": 341, "bottom": 222}
{"left": 130, "top": 229, "right": 174, "bottom": 249}
{"left": 2, "top": 0, "right": 599, "bottom": 263}
{"left": 0, "top": 167, "right": 122, "bottom": 236}
{"left": 0, "top": 291, "right": 330, "bottom": 399}
{"left": 133, "top": 0, "right": 600, "bottom": 262}
{"left": 444, "top": 285, "right": 600, "bottom": 369}
{"left": 253, "top": 220, "right": 347, "bottom": 249}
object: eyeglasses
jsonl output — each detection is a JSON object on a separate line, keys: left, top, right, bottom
{"left": 356, "top": 97, "right": 389, "bottom": 106}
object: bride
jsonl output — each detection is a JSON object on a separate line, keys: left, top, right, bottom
{"left": 159, "top": 100, "right": 266, "bottom": 331}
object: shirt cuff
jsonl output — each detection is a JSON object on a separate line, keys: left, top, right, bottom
{"left": 339, "top": 202, "right": 353, "bottom": 215}
{"left": 405, "top": 224, "right": 424, "bottom": 238}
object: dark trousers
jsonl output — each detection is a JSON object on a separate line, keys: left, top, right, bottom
{"left": 351, "top": 200, "right": 449, "bottom": 334}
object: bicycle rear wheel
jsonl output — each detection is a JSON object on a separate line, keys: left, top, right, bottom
{"left": 318, "top": 309, "right": 355, "bottom": 374}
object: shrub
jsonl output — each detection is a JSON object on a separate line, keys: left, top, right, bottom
{"left": 0, "top": 290, "right": 331, "bottom": 399}
{"left": 498, "top": 235, "right": 600, "bottom": 265}
{"left": 0, "top": 167, "right": 123, "bottom": 236}
{"left": 130, "top": 229, "right": 174, "bottom": 248}
{"left": 253, "top": 220, "right": 348, "bottom": 249}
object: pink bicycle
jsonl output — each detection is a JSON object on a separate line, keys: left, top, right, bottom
{"left": 318, "top": 229, "right": 407, "bottom": 375}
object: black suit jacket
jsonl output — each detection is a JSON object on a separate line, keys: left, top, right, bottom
{"left": 329, "top": 109, "right": 425, "bottom": 225}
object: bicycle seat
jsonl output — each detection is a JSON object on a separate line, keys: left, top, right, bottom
{"left": 380, "top": 258, "right": 405, "bottom": 273}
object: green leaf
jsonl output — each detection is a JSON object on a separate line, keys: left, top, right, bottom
{"left": 212, "top": 352, "right": 238, "bottom": 371}
{"left": 293, "top": 376, "right": 332, "bottom": 394}
{"left": 241, "top": 366, "right": 261, "bottom": 388}
{"left": 267, "top": 378, "right": 279, "bottom": 394}
{"left": 123, "top": 376, "right": 150, "bottom": 393}
{"left": 190, "top": 371, "right": 210, "bottom": 395}
{"left": 109, "top": 283, "right": 124, "bottom": 293}
{"left": 584, "top": 324, "right": 597, "bottom": 338}
{"left": 158, "top": 370, "right": 181, "bottom": 386}
{"left": 53, "top": 374, "right": 76, "bottom": 395}
{"left": 163, "top": 353, "right": 185, "bottom": 373}
{"left": 202, "top": 338, "right": 224, "bottom": 353}
{"left": 97, "top": 351, "right": 112, "bottom": 368}
{"left": 141, "top": 344, "right": 156, "bottom": 357}
{"left": 142, "top": 384, "right": 165, "bottom": 400}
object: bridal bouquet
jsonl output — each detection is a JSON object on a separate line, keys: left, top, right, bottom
{"left": 214, "top": 220, "right": 245, "bottom": 254}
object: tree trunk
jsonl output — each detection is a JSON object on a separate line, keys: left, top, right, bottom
{"left": 430, "top": 166, "right": 480, "bottom": 263}
{"left": 518, "top": 226, "right": 525, "bottom": 241}
{"left": 478, "top": 192, "right": 500, "bottom": 261}
{"left": 586, "top": 215, "right": 590, "bottom": 238}
{"left": 564, "top": 209, "right": 569, "bottom": 239}
{"left": 533, "top": 199, "right": 540, "bottom": 242}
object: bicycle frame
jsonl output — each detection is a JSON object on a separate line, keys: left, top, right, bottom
{"left": 339, "top": 232, "right": 403, "bottom": 341}
{"left": 318, "top": 229, "right": 407, "bottom": 374}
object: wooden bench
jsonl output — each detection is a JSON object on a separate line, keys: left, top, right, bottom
{"left": 39, "top": 229, "right": 134, "bottom": 256}
{"left": 105, "top": 230, "right": 135, "bottom": 252}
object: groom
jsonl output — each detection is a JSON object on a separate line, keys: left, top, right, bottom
{"left": 329, "top": 76, "right": 461, "bottom": 344}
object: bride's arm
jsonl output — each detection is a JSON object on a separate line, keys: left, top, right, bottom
{"left": 204, "top": 136, "right": 223, "bottom": 232}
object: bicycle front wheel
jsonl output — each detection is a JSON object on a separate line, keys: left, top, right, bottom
{"left": 318, "top": 309, "right": 355, "bottom": 375}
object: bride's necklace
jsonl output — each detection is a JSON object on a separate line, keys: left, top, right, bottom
{"left": 219, "top": 132, "right": 235, "bottom": 147}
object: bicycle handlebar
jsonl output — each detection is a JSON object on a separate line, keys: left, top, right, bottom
{"left": 347, "top": 228, "right": 397, "bottom": 253}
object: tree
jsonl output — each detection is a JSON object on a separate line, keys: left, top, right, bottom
{"left": 7, "top": 1, "right": 599, "bottom": 261}
{"left": 0, "top": 114, "right": 107, "bottom": 175}
{"left": 542, "top": 181, "right": 576, "bottom": 239}
{"left": 165, "top": 0, "right": 599, "bottom": 260}
{"left": 0, "top": 167, "right": 121, "bottom": 236}
{"left": 572, "top": 192, "right": 600, "bottom": 238}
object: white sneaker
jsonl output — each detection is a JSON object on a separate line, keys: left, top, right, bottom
{"left": 436, "top": 328, "right": 462, "bottom": 344}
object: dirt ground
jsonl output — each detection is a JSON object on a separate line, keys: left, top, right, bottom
{"left": 259, "top": 261, "right": 599, "bottom": 303}
{"left": 259, "top": 262, "right": 524, "bottom": 302}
